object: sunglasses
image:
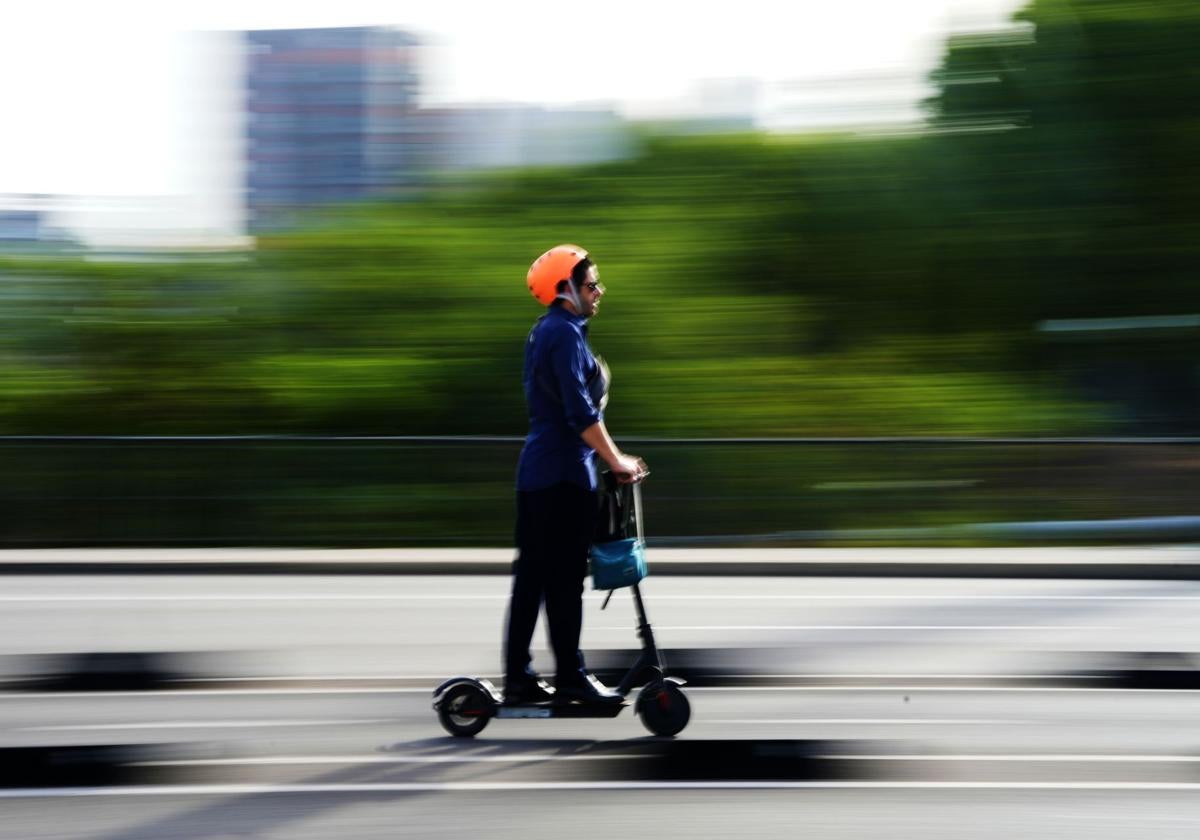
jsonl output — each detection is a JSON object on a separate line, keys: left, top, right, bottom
{"left": 582, "top": 280, "right": 604, "bottom": 294}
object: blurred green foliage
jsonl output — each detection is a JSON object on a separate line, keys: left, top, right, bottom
{"left": 4, "top": 0, "right": 1200, "bottom": 546}
{"left": 1, "top": 0, "right": 1198, "bottom": 439}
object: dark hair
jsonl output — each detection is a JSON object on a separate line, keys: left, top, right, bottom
{"left": 570, "top": 258, "right": 594, "bottom": 286}
{"left": 554, "top": 258, "right": 594, "bottom": 295}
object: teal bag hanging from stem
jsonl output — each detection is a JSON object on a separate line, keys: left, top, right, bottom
{"left": 589, "top": 480, "right": 647, "bottom": 592}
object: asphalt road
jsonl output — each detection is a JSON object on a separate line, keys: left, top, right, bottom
{"left": 4, "top": 572, "right": 1200, "bottom": 838}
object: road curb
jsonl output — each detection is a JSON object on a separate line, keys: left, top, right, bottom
{"left": 0, "top": 546, "right": 1198, "bottom": 578}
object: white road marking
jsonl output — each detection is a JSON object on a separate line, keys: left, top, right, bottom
{"left": 7, "top": 781, "right": 1200, "bottom": 797}
{"left": 1, "top": 688, "right": 434, "bottom": 699}
{"left": 21, "top": 718, "right": 396, "bottom": 732}
{"left": 2, "top": 593, "right": 1197, "bottom": 603}
{"left": 0, "top": 595, "right": 505, "bottom": 603}
{"left": 1055, "top": 814, "right": 1200, "bottom": 823}
{"left": 676, "top": 674, "right": 1092, "bottom": 680}
{"left": 598, "top": 626, "right": 1115, "bottom": 632}
{"left": 689, "top": 686, "right": 1200, "bottom": 693}
{"left": 643, "top": 595, "right": 1200, "bottom": 602}
{"left": 703, "top": 719, "right": 1031, "bottom": 725}
{"left": 818, "top": 754, "right": 1200, "bottom": 763}
{"left": 4, "top": 683, "right": 1196, "bottom": 701}
{"left": 252, "top": 673, "right": 889, "bottom": 684}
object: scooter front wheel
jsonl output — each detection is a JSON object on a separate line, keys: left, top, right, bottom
{"left": 636, "top": 679, "right": 690, "bottom": 737}
{"left": 436, "top": 682, "right": 494, "bottom": 737}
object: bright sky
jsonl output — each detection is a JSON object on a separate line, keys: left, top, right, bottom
{"left": 0, "top": 0, "right": 1023, "bottom": 239}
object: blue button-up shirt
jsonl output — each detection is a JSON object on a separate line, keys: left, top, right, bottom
{"left": 516, "top": 304, "right": 606, "bottom": 492}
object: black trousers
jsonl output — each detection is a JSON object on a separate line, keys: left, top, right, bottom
{"left": 504, "top": 481, "right": 598, "bottom": 682}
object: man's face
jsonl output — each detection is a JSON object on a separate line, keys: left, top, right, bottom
{"left": 577, "top": 264, "right": 605, "bottom": 317}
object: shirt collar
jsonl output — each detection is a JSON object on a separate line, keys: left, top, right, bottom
{"left": 548, "top": 303, "right": 590, "bottom": 330}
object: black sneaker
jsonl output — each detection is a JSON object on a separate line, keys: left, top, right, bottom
{"left": 554, "top": 672, "right": 623, "bottom": 705}
{"left": 503, "top": 674, "right": 556, "bottom": 705}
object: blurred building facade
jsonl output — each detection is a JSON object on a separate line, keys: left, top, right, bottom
{"left": 243, "top": 26, "right": 421, "bottom": 230}
{"left": 0, "top": 195, "right": 79, "bottom": 252}
{"left": 413, "top": 105, "right": 632, "bottom": 173}
{"left": 0, "top": 208, "right": 45, "bottom": 243}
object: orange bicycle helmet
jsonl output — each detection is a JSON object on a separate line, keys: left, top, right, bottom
{"left": 527, "top": 244, "right": 588, "bottom": 306}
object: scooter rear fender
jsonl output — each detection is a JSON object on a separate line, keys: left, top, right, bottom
{"left": 431, "top": 676, "right": 502, "bottom": 710}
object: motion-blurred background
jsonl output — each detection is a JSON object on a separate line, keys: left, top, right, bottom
{"left": 1, "top": 0, "right": 1198, "bottom": 546}
{"left": 5, "top": 6, "right": 1200, "bottom": 834}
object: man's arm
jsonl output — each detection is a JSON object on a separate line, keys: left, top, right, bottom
{"left": 547, "top": 325, "right": 648, "bottom": 482}
{"left": 581, "top": 421, "right": 646, "bottom": 482}
{"left": 548, "top": 330, "right": 602, "bottom": 433}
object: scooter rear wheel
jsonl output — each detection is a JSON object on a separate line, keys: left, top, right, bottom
{"left": 636, "top": 680, "right": 690, "bottom": 737}
{"left": 437, "top": 683, "right": 493, "bottom": 737}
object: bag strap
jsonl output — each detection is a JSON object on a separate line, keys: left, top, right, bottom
{"left": 633, "top": 480, "right": 644, "bottom": 543}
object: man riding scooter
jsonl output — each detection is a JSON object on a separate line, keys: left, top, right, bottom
{"left": 503, "top": 244, "right": 648, "bottom": 706}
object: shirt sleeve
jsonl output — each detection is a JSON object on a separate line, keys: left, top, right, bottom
{"left": 548, "top": 327, "right": 601, "bottom": 434}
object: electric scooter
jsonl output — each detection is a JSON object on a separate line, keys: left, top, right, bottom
{"left": 432, "top": 479, "right": 691, "bottom": 738}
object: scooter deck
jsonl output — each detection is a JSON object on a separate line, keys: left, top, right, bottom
{"left": 496, "top": 702, "right": 627, "bottom": 719}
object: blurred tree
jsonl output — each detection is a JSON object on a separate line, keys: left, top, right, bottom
{"left": 8, "top": 0, "right": 1200, "bottom": 437}
{"left": 924, "top": 0, "right": 1200, "bottom": 320}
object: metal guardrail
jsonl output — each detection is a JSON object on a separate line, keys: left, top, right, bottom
{"left": 3, "top": 436, "right": 1200, "bottom": 444}
{"left": 0, "top": 436, "right": 1197, "bottom": 547}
